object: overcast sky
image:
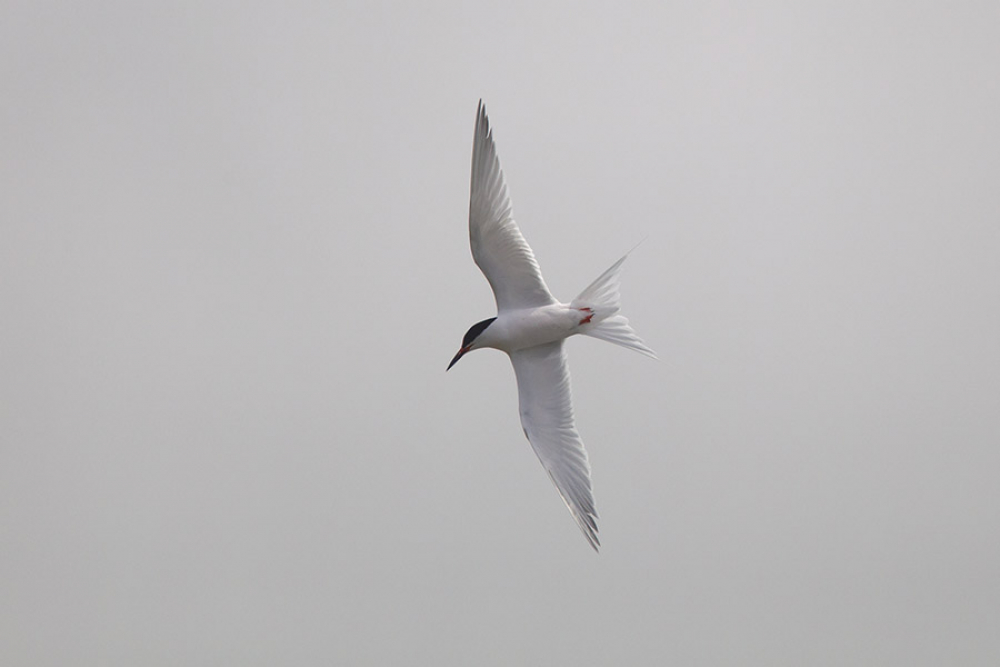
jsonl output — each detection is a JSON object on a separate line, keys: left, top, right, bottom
{"left": 2, "top": 1, "right": 999, "bottom": 665}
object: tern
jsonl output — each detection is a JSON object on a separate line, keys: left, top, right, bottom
{"left": 448, "top": 101, "right": 657, "bottom": 551}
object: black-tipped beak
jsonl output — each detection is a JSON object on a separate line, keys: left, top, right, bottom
{"left": 447, "top": 347, "right": 469, "bottom": 371}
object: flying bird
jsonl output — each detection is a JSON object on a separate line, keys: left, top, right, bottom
{"left": 448, "top": 101, "right": 657, "bottom": 551}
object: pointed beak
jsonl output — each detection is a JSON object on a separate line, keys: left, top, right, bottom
{"left": 447, "top": 346, "right": 470, "bottom": 371}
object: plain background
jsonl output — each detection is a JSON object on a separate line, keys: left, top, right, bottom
{"left": 3, "top": 1, "right": 998, "bottom": 664}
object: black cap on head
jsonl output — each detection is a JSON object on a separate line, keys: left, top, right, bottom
{"left": 447, "top": 317, "right": 496, "bottom": 371}
{"left": 461, "top": 317, "right": 496, "bottom": 348}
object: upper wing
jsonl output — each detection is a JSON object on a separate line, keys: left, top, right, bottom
{"left": 469, "top": 101, "right": 556, "bottom": 312}
{"left": 509, "top": 341, "right": 599, "bottom": 551}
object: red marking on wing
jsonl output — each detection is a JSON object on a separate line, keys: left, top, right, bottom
{"left": 578, "top": 307, "right": 593, "bottom": 325}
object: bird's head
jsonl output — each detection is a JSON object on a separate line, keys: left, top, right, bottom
{"left": 447, "top": 317, "right": 497, "bottom": 371}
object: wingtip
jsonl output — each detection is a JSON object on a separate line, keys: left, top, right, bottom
{"left": 474, "top": 100, "right": 490, "bottom": 146}
{"left": 585, "top": 525, "right": 601, "bottom": 553}
{"left": 580, "top": 522, "right": 601, "bottom": 553}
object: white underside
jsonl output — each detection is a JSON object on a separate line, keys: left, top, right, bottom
{"left": 476, "top": 304, "right": 586, "bottom": 353}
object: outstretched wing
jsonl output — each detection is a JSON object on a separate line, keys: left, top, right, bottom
{"left": 469, "top": 101, "right": 556, "bottom": 312}
{"left": 509, "top": 341, "right": 599, "bottom": 551}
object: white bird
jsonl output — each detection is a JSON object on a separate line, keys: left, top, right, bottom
{"left": 448, "top": 101, "right": 657, "bottom": 551}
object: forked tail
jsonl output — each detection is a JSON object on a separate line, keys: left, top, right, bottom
{"left": 571, "top": 253, "right": 658, "bottom": 359}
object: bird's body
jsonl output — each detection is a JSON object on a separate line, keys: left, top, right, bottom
{"left": 475, "top": 304, "right": 592, "bottom": 353}
{"left": 448, "top": 101, "right": 656, "bottom": 551}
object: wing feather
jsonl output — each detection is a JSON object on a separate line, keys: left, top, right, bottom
{"left": 470, "top": 102, "right": 556, "bottom": 312}
{"left": 509, "top": 342, "right": 599, "bottom": 551}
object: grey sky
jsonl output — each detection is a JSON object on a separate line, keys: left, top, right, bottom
{"left": 2, "top": 1, "right": 999, "bottom": 664}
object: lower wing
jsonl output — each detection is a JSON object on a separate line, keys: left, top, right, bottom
{"left": 509, "top": 342, "right": 599, "bottom": 551}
